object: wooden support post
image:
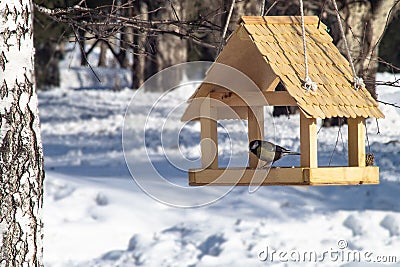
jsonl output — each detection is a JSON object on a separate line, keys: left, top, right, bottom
{"left": 348, "top": 117, "right": 366, "bottom": 167}
{"left": 248, "top": 106, "right": 264, "bottom": 168}
{"left": 200, "top": 97, "right": 218, "bottom": 169}
{"left": 300, "top": 111, "right": 318, "bottom": 168}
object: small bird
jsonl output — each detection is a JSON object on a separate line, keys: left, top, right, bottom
{"left": 249, "top": 140, "right": 300, "bottom": 167}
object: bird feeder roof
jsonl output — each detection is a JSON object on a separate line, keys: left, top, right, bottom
{"left": 181, "top": 16, "right": 384, "bottom": 121}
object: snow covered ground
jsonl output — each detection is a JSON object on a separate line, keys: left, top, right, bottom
{"left": 40, "top": 49, "right": 400, "bottom": 266}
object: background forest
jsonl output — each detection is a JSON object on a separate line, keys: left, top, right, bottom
{"left": 34, "top": 0, "right": 400, "bottom": 91}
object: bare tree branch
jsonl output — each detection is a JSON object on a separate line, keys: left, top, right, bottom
{"left": 34, "top": 2, "right": 221, "bottom": 50}
{"left": 377, "top": 100, "right": 400, "bottom": 108}
{"left": 365, "top": 0, "right": 400, "bottom": 72}
{"left": 218, "top": 0, "right": 235, "bottom": 54}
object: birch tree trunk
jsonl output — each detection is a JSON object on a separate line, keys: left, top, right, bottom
{"left": 0, "top": 0, "right": 44, "bottom": 266}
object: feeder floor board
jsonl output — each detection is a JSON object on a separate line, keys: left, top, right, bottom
{"left": 188, "top": 166, "right": 379, "bottom": 186}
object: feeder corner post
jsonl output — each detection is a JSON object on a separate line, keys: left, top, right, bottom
{"left": 200, "top": 96, "right": 219, "bottom": 169}
{"left": 348, "top": 117, "right": 366, "bottom": 167}
{"left": 300, "top": 111, "right": 318, "bottom": 168}
{"left": 248, "top": 106, "right": 264, "bottom": 168}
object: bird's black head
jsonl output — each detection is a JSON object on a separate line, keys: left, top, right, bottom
{"left": 249, "top": 140, "right": 261, "bottom": 155}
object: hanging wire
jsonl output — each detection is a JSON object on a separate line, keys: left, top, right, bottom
{"left": 365, "top": 121, "right": 371, "bottom": 153}
{"left": 299, "top": 0, "right": 318, "bottom": 92}
{"left": 365, "top": 121, "right": 375, "bottom": 166}
{"left": 328, "top": 119, "right": 345, "bottom": 166}
{"left": 331, "top": 0, "right": 365, "bottom": 90}
{"left": 285, "top": 106, "right": 290, "bottom": 119}
{"left": 329, "top": 124, "right": 341, "bottom": 166}
{"left": 339, "top": 120, "right": 345, "bottom": 152}
{"left": 317, "top": 122, "right": 324, "bottom": 135}
{"left": 375, "top": 118, "right": 380, "bottom": 134}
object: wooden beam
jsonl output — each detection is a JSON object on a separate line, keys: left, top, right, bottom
{"left": 308, "top": 166, "right": 378, "bottom": 185}
{"left": 216, "top": 106, "right": 248, "bottom": 120}
{"left": 200, "top": 97, "right": 218, "bottom": 169}
{"left": 181, "top": 97, "right": 202, "bottom": 122}
{"left": 189, "top": 167, "right": 306, "bottom": 185}
{"left": 181, "top": 101, "right": 249, "bottom": 122}
{"left": 348, "top": 117, "right": 366, "bottom": 167}
{"left": 300, "top": 111, "right": 318, "bottom": 168}
{"left": 188, "top": 166, "right": 379, "bottom": 186}
{"left": 210, "top": 91, "right": 297, "bottom": 107}
{"left": 248, "top": 107, "right": 264, "bottom": 168}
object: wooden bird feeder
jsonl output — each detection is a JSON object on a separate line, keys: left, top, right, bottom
{"left": 181, "top": 16, "right": 384, "bottom": 186}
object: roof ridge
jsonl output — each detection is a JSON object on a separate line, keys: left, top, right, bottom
{"left": 240, "top": 15, "right": 319, "bottom": 25}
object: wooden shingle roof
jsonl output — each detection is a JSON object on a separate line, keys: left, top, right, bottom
{"left": 185, "top": 16, "right": 384, "bottom": 119}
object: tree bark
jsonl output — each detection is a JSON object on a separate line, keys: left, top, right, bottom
{"left": 117, "top": 1, "right": 131, "bottom": 69}
{"left": 151, "top": 0, "right": 188, "bottom": 91}
{"left": 0, "top": 1, "right": 44, "bottom": 266}
{"left": 34, "top": 42, "right": 61, "bottom": 89}
{"left": 132, "top": 1, "right": 147, "bottom": 89}
{"left": 118, "top": 27, "right": 130, "bottom": 68}
{"left": 78, "top": 28, "right": 87, "bottom": 66}
{"left": 156, "top": 0, "right": 188, "bottom": 68}
{"left": 98, "top": 40, "right": 108, "bottom": 67}
{"left": 338, "top": 0, "right": 398, "bottom": 98}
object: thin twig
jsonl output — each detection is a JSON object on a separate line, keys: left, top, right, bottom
{"left": 365, "top": 0, "right": 400, "bottom": 74}
{"left": 167, "top": 0, "right": 180, "bottom": 22}
{"left": 376, "top": 57, "right": 400, "bottom": 72}
{"left": 317, "top": 0, "right": 329, "bottom": 29}
{"left": 265, "top": 0, "right": 280, "bottom": 16}
{"left": 218, "top": 0, "right": 235, "bottom": 55}
{"left": 72, "top": 27, "right": 101, "bottom": 83}
{"left": 377, "top": 100, "right": 400, "bottom": 109}
{"left": 260, "top": 0, "right": 266, "bottom": 16}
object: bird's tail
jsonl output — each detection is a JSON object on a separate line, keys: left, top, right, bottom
{"left": 277, "top": 145, "right": 301, "bottom": 156}
{"left": 285, "top": 151, "right": 301, "bottom": 155}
